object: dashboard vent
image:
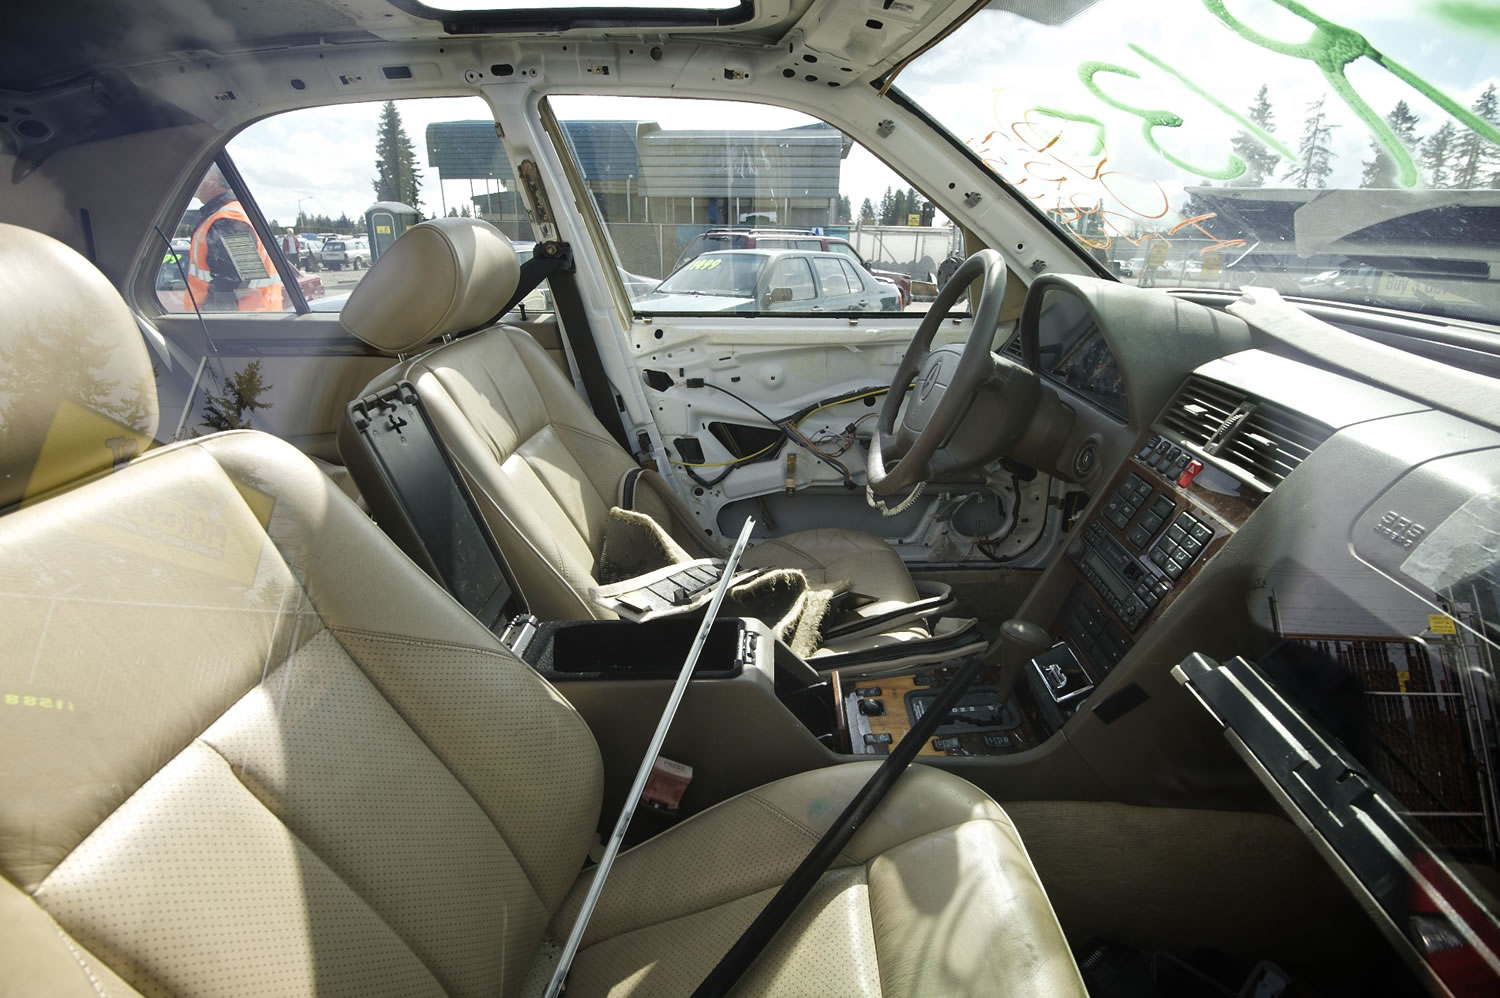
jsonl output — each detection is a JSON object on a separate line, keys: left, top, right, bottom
{"left": 1162, "top": 376, "right": 1247, "bottom": 446}
{"left": 1003, "top": 333, "right": 1025, "bottom": 360}
{"left": 1218, "top": 402, "right": 1332, "bottom": 487}
{"left": 1162, "top": 376, "right": 1332, "bottom": 488}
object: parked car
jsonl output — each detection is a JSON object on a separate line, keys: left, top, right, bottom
{"left": 672, "top": 229, "right": 913, "bottom": 306}
{"left": 321, "top": 236, "right": 370, "bottom": 269}
{"left": 638, "top": 248, "right": 900, "bottom": 312}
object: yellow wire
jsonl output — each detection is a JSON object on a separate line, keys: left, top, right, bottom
{"left": 670, "top": 439, "right": 779, "bottom": 468}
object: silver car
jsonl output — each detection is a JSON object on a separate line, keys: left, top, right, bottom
{"left": 638, "top": 249, "right": 901, "bottom": 313}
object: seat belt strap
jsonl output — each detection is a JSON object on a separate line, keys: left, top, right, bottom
{"left": 689, "top": 650, "right": 988, "bottom": 998}
{"left": 547, "top": 257, "right": 634, "bottom": 452}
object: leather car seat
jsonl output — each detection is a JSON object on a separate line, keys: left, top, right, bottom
{"left": 335, "top": 218, "right": 952, "bottom": 660}
{"left": 0, "top": 220, "right": 1084, "bottom": 996}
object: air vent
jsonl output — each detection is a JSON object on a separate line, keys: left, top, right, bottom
{"left": 1161, "top": 376, "right": 1246, "bottom": 447}
{"left": 1161, "top": 376, "right": 1331, "bottom": 488}
{"left": 1218, "top": 401, "right": 1332, "bottom": 487}
{"left": 1004, "top": 333, "right": 1024, "bottom": 359}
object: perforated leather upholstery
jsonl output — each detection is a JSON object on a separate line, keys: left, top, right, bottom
{"left": 337, "top": 219, "right": 927, "bottom": 633}
{"left": 2, "top": 223, "right": 1085, "bottom": 998}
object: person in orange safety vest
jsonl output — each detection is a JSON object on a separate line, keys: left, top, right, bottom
{"left": 183, "top": 165, "right": 283, "bottom": 312}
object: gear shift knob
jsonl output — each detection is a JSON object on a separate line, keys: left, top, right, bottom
{"left": 994, "top": 618, "right": 1052, "bottom": 702}
{"left": 1000, "top": 619, "right": 1051, "bottom": 653}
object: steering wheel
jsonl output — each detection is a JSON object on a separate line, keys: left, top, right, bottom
{"left": 866, "top": 249, "right": 1009, "bottom": 497}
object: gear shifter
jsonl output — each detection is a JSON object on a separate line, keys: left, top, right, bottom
{"left": 994, "top": 618, "right": 1052, "bottom": 702}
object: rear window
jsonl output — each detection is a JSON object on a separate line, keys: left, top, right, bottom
{"left": 813, "top": 256, "right": 851, "bottom": 295}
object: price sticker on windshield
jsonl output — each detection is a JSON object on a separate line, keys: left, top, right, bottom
{"left": 686, "top": 257, "right": 722, "bottom": 270}
{"left": 1428, "top": 614, "right": 1457, "bottom": 635}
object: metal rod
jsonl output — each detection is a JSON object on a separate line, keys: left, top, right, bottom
{"left": 543, "top": 517, "right": 756, "bottom": 998}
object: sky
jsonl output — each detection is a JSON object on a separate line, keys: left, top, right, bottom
{"left": 224, "top": 0, "right": 1500, "bottom": 235}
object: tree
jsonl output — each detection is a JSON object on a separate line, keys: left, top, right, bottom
{"left": 1451, "top": 84, "right": 1500, "bottom": 188}
{"left": 459, "top": 205, "right": 471, "bottom": 218}
{"left": 859, "top": 197, "right": 875, "bottom": 224}
{"left": 447, "top": 207, "right": 459, "bottom": 217}
{"left": 890, "top": 189, "right": 908, "bottom": 224}
{"left": 373, "top": 100, "right": 422, "bottom": 210}
{"left": 200, "top": 361, "right": 273, "bottom": 433}
{"left": 1282, "top": 96, "right": 1338, "bottom": 189}
{"left": 878, "top": 186, "right": 895, "bottom": 225}
{"left": 1360, "top": 100, "right": 1421, "bottom": 188}
{"left": 836, "top": 195, "right": 852, "bottom": 223}
{"left": 1230, "top": 85, "right": 1281, "bottom": 187}
{"left": 1421, "top": 121, "right": 1459, "bottom": 188}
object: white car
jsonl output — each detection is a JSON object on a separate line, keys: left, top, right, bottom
{"left": 321, "top": 236, "right": 369, "bottom": 270}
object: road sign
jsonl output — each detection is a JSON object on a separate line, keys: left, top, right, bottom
{"left": 1429, "top": 614, "right": 1457, "bottom": 635}
{"left": 906, "top": 213, "right": 920, "bottom": 226}
{"left": 1148, "top": 241, "right": 1169, "bottom": 267}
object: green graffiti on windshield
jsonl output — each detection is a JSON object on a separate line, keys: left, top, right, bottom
{"left": 1203, "top": 0, "right": 1500, "bottom": 188}
{"left": 1080, "top": 61, "right": 1248, "bottom": 180}
{"left": 1127, "top": 44, "right": 1298, "bottom": 163}
{"left": 1434, "top": 2, "right": 1500, "bottom": 38}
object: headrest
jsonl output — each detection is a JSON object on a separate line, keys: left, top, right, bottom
{"left": 340, "top": 217, "right": 521, "bottom": 355}
{"left": 0, "top": 223, "right": 160, "bottom": 510}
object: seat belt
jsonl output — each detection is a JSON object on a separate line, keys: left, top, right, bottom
{"left": 689, "top": 650, "right": 988, "bottom": 998}
{"left": 465, "top": 240, "right": 634, "bottom": 453}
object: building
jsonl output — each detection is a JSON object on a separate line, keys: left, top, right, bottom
{"left": 426, "top": 118, "right": 849, "bottom": 243}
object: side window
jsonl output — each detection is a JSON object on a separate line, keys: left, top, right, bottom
{"left": 157, "top": 162, "right": 297, "bottom": 314}
{"left": 768, "top": 258, "right": 817, "bottom": 301}
{"left": 838, "top": 259, "right": 867, "bottom": 291}
{"left": 549, "top": 94, "right": 965, "bottom": 315}
{"left": 814, "top": 256, "right": 851, "bottom": 296}
{"left": 172, "top": 96, "right": 549, "bottom": 318}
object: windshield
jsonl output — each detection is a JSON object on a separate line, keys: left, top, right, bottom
{"left": 653, "top": 251, "right": 765, "bottom": 297}
{"left": 901, "top": 0, "right": 1500, "bottom": 326}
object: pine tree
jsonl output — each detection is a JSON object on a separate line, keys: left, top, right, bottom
{"left": 459, "top": 205, "right": 471, "bottom": 218}
{"left": 1360, "top": 101, "right": 1421, "bottom": 188}
{"left": 1282, "top": 97, "right": 1338, "bottom": 189}
{"left": 891, "top": 189, "right": 908, "bottom": 224}
{"left": 1421, "top": 121, "right": 1459, "bottom": 188}
{"left": 199, "top": 361, "right": 273, "bottom": 433}
{"left": 1230, "top": 85, "right": 1281, "bottom": 187}
{"left": 836, "top": 195, "right": 852, "bottom": 223}
{"left": 859, "top": 197, "right": 875, "bottom": 224}
{"left": 1450, "top": 84, "right": 1500, "bottom": 189}
{"left": 373, "top": 101, "right": 423, "bottom": 210}
{"left": 878, "top": 186, "right": 895, "bottom": 225}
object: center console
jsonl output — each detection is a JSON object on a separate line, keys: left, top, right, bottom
{"left": 1031, "top": 431, "right": 1263, "bottom": 731}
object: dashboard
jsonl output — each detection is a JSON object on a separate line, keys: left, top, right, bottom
{"left": 1030, "top": 288, "right": 1127, "bottom": 421}
{"left": 1011, "top": 274, "right": 1500, "bottom": 996}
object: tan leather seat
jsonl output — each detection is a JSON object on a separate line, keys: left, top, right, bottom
{"left": 0, "top": 222, "right": 1084, "bottom": 997}
{"left": 335, "top": 218, "right": 931, "bottom": 641}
